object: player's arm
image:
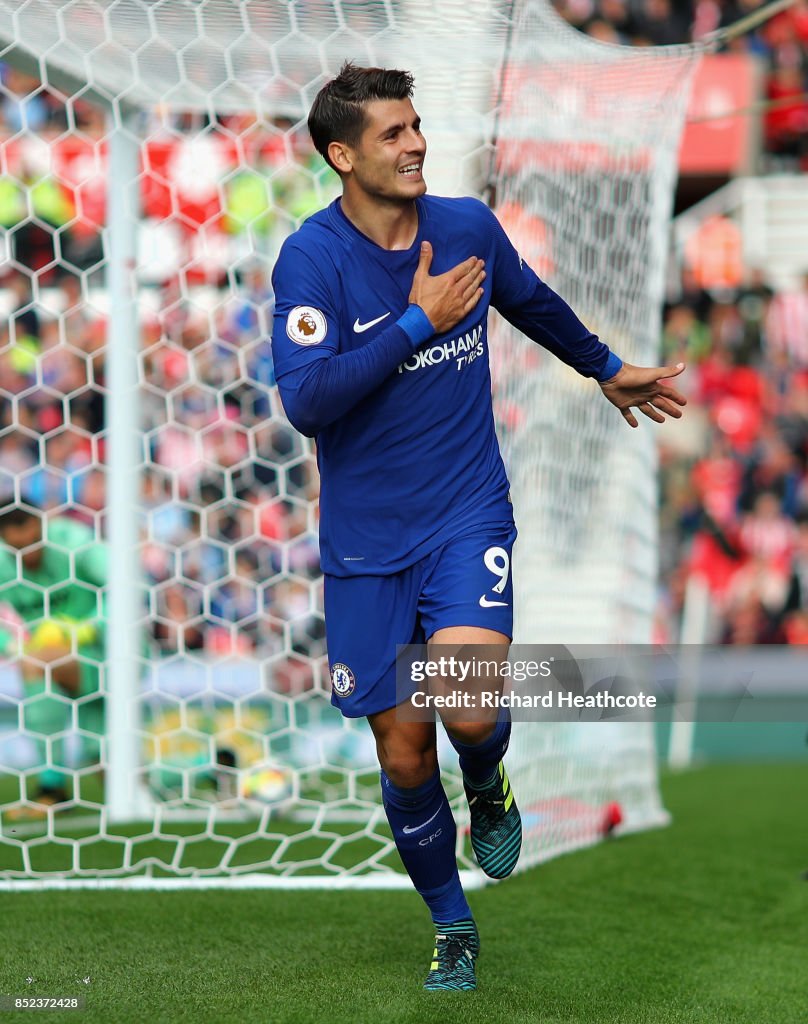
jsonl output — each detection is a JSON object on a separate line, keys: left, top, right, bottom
{"left": 272, "top": 241, "right": 484, "bottom": 437}
{"left": 484, "top": 204, "right": 686, "bottom": 426}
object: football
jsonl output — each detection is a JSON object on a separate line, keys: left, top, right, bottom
{"left": 239, "top": 765, "right": 293, "bottom": 805}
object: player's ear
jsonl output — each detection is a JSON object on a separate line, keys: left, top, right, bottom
{"left": 328, "top": 140, "right": 353, "bottom": 175}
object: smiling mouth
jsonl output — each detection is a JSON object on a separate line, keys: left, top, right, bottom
{"left": 399, "top": 162, "right": 422, "bottom": 177}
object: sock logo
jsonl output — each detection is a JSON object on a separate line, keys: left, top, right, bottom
{"left": 418, "top": 828, "right": 443, "bottom": 847}
{"left": 402, "top": 805, "right": 441, "bottom": 835}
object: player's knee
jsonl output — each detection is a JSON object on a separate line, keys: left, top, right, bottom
{"left": 445, "top": 720, "right": 496, "bottom": 747}
{"left": 378, "top": 745, "right": 437, "bottom": 789}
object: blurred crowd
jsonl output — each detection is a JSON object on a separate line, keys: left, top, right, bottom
{"left": 555, "top": 0, "right": 808, "bottom": 162}
{"left": 0, "top": 63, "right": 331, "bottom": 672}
{"left": 657, "top": 263, "right": 808, "bottom": 644}
{"left": 0, "top": 254, "right": 326, "bottom": 668}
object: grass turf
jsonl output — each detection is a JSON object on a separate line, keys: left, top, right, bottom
{"left": 0, "top": 763, "right": 806, "bottom": 1024}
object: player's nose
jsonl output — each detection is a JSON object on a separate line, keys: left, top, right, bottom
{"left": 404, "top": 130, "right": 425, "bottom": 154}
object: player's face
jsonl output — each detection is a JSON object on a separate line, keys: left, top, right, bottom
{"left": 0, "top": 517, "right": 43, "bottom": 568}
{"left": 350, "top": 98, "right": 427, "bottom": 202}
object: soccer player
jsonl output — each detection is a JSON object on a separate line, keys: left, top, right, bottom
{"left": 271, "top": 63, "right": 686, "bottom": 991}
{"left": 0, "top": 505, "right": 106, "bottom": 816}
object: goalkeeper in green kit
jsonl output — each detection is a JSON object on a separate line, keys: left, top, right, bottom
{"left": 0, "top": 505, "right": 107, "bottom": 815}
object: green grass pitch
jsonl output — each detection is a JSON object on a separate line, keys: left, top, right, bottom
{"left": 0, "top": 763, "right": 805, "bottom": 1024}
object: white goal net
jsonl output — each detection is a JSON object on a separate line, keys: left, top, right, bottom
{"left": 0, "top": 0, "right": 701, "bottom": 887}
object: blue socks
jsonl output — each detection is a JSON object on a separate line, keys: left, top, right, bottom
{"left": 380, "top": 718, "right": 512, "bottom": 924}
{"left": 449, "top": 715, "right": 512, "bottom": 787}
{"left": 381, "top": 768, "right": 471, "bottom": 924}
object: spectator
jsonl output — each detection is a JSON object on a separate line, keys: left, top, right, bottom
{"left": 634, "top": 0, "right": 691, "bottom": 44}
{"left": 779, "top": 512, "right": 808, "bottom": 619}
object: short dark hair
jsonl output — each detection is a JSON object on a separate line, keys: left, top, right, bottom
{"left": 0, "top": 504, "right": 40, "bottom": 533}
{"left": 308, "top": 62, "right": 414, "bottom": 171}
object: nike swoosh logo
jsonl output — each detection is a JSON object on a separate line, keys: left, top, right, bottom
{"left": 401, "top": 806, "right": 442, "bottom": 834}
{"left": 479, "top": 595, "right": 509, "bottom": 608}
{"left": 353, "top": 313, "right": 390, "bottom": 333}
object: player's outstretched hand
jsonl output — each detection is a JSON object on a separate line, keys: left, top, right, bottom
{"left": 599, "top": 361, "right": 687, "bottom": 428}
{"left": 408, "top": 240, "right": 485, "bottom": 334}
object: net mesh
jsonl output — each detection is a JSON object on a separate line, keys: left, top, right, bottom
{"left": 0, "top": 0, "right": 700, "bottom": 885}
{"left": 493, "top": 10, "right": 699, "bottom": 644}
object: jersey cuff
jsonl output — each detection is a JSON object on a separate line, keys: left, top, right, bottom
{"left": 598, "top": 352, "right": 623, "bottom": 383}
{"left": 397, "top": 305, "right": 434, "bottom": 347}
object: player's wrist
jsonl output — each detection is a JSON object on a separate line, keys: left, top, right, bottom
{"left": 597, "top": 352, "right": 624, "bottom": 384}
{"left": 397, "top": 304, "right": 435, "bottom": 347}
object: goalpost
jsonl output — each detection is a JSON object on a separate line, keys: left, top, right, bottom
{"left": 0, "top": 0, "right": 701, "bottom": 888}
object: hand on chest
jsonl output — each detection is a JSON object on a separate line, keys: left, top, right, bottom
{"left": 338, "top": 244, "right": 491, "bottom": 354}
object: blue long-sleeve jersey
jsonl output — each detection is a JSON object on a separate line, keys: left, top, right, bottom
{"left": 271, "top": 195, "right": 621, "bottom": 577}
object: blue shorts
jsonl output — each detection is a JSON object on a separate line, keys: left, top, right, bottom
{"left": 324, "top": 521, "right": 517, "bottom": 718}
